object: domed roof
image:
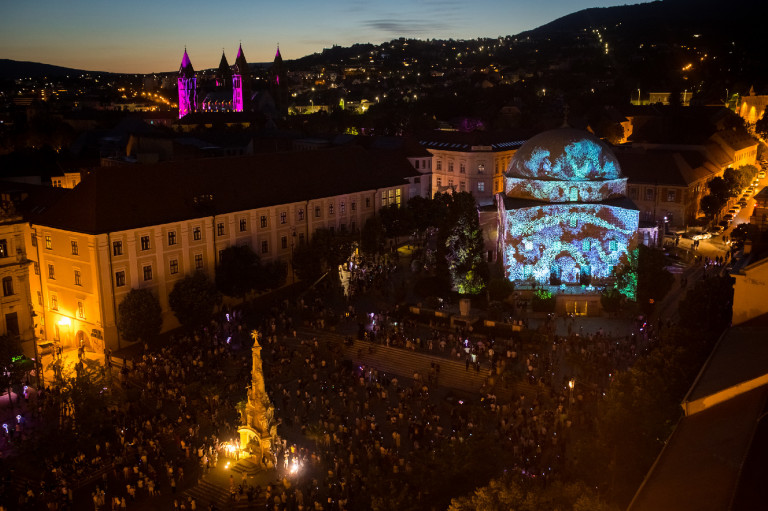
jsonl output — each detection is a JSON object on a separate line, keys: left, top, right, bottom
{"left": 507, "top": 128, "right": 622, "bottom": 181}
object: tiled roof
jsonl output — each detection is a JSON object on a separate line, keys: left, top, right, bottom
{"left": 417, "top": 129, "right": 533, "bottom": 152}
{"left": 34, "top": 146, "right": 419, "bottom": 234}
{"left": 616, "top": 149, "right": 712, "bottom": 187}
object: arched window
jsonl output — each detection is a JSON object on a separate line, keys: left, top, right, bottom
{"left": 569, "top": 187, "right": 579, "bottom": 202}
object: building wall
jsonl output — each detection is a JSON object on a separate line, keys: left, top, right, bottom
{"left": 0, "top": 220, "right": 35, "bottom": 355}
{"left": 429, "top": 148, "right": 516, "bottom": 204}
{"left": 626, "top": 183, "right": 693, "bottom": 227}
{"left": 732, "top": 259, "right": 768, "bottom": 325}
{"left": 30, "top": 184, "right": 407, "bottom": 352}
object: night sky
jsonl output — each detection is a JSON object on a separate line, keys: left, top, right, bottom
{"left": 2, "top": 0, "right": 646, "bottom": 74}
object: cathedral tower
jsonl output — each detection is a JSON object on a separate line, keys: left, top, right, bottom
{"left": 216, "top": 50, "right": 232, "bottom": 88}
{"left": 232, "top": 44, "right": 250, "bottom": 112}
{"left": 269, "top": 45, "right": 288, "bottom": 116}
{"left": 177, "top": 49, "right": 197, "bottom": 119}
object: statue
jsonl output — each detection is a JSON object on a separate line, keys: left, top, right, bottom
{"left": 238, "top": 330, "right": 280, "bottom": 466}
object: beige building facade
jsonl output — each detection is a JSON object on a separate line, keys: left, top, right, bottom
{"left": 28, "top": 146, "right": 417, "bottom": 353}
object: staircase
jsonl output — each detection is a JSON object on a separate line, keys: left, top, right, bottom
{"left": 297, "top": 328, "right": 539, "bottom": 401}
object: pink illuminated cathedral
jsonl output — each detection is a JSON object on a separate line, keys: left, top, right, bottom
{"left": 177, "top": 49, "right": 197, "bottom": 119}
{"left": 177, "top": 45, "right": 286, "bottom": 119}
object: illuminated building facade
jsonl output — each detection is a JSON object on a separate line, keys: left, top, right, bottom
{"left": 497, "top": 128, "right": 639, "bottom": 289}
{"left": 418, "top": 131, "right": 529, "bottom": 206}
{"left": 29, "top": 147, "right": 420, "bottom": 353}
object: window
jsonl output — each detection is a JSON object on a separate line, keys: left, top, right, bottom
{"left": 629, "top": 187, "right": 639, "bottom": 200}
{"left": 415, "top": 160, "right": 420, "bottom": 169}
{"left": 350, "top": 221, "right": 356, "bottom": 232}
{"left": 50, "top": 295, "right": 58, "bottom": 311}
{"left": 195, "top": 253, "right": 204, "bottom": 270}
{"left": 569, "top": 217, "right": 577, "bottom": 228}
{"left": 478, "top": 181, "right": 485, "bottom": 192}
{"left": 113, "top": 240, "right": 123, "bottom": 256}
{"left": 37, "top": 291, "right": 42, "bottom": 306}
{"left": 448, "top": 162, "right": 454, "bottom": 172}
{"left": 170, "top": 259, "right": 179, "bottom": 274}
{"left": 240, "top": 218, "right": 247, "bottom": 232}
{"left": 478, "top": 164, "right": 485, "bottom": 174}
{"left": 74, "top": 269, "right": 82, "bottom": 286}
{"left": 437, "top": 177, "right": 442, "bottom": 187}
{"left": 140, "top": 235, "right": 150, "bottom": 251}
{"left": 260, "top": 216, "right": 268, "bottom": 228}
{"left": 45, "top": 235, "right": 52, "bottom": 249}
{"left": 281, "top": 236, "right": 288, "bottom": 249}
{"left": 2, "top": 277, "right": 13, "bottom": 297}
{"left": 276, "top": 212, "right": 285, "bottom": 225}
{"left": 582, "top": 239, "right": 591, "bottom": 251}
{"left": 365, "top": 198, "right": 371, "bottom": 208}
{"left": 340, "top": 202, "right": 345, "bottom": 215}
{"left": 261, "top": 240, "right": 269, "bottom": 254}
{"left": 396, "top": 189, "right": 401, "bottom": 206}
{"left": 381, "top": 191, "right": 387, "bottom": 207}
{"left": 351, "top": 202, "right": 356, "bottom": 212}
{"left": 48, "top": 264, "right": 55, "bottom": 280}
{"left": 460, "top": 181, "right": 466, "bottom": 191}
{"left": 217, "top": 223, "right": 225, "bottom": 236}
{"left": 34, "top": 262, "right": 40, "bottom": 275}
{"left": 329, "top": 203, "right": 334, "bottom": 215}
{"left": 30, "top": 234, "right": 37, "bottom": 247}
{"left": 77, "top": 301, "right": 85, "bottom": 319}
{"left": 71, "top": 240, "right": 79, "bottom": 255}
{"left": 298, "top": 208, "right": 305, "bottom": 221}
{"left": 168, "top": 231, "right": 177, "bottom": 246}
{"left": 436, "top": 160, "right": 442, "bottom": 171}
{"left": 645, "top": 188, "right": 655, "bottom": 201}
{"left": 299, "top": 233, "right": 305, "bottom": 245}
{"left": 609, "top": 240, "right": 618, "bottom": 252}
{"left": 448, "top": 179, "right": 454, "bottom": 188}
{"left": 667, "top": 190, "right": 676, "bottom": 202}
{"left": 569, "top": 187, "right": 578, "bottom": 202}
{"left": 115, "top": 271, "right": 125, "bottom": 287}
{"left": 315, "top": 206, "right": 321, "bottom": 218}
{"left": 218, "top": 249, "right": 225, "bottom": 262}
{"left": 524, "top": 240, "right": 533, "bottom": 251}
{"left": 143, "top": 265, "right": 153, "bottom": 281}
{"left": 460, "top": 163, "right": 466, "bottom": 174}
{"left": 193, "top": 227, "right": 202, "bottom": 241}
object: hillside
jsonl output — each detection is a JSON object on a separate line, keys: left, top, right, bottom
{"left": 0, "top": 59, "right": 111, "bottom": 80}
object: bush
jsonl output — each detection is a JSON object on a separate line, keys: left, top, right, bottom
{"left": 487, "top": 278, "right": 515, "bottom": 302}
{"left": 532, "top": 289, "right": 556, "bottom": 312}
{"left": 600, "top": 287, "right": 625, "bottom": 313}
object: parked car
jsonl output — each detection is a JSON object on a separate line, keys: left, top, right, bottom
{"left": 709, "top": 225, "right": 725, "bottom": 235}
{"left": 723, "top": 213, "right": 734, "bottom": 221}
{"left": 759, "top": 171, "right": 766, "bottom": 178}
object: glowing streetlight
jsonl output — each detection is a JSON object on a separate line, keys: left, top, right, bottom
{"left": 568, "top": 378, "right": 575, "bottom": 415}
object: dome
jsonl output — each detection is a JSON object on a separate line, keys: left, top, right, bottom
{"left": 506, "top": 128, "right": 622, "bottom": 181}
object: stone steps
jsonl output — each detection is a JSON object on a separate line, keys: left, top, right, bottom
{"left": 297, "top": 328, "right": 539, "bottom": 401}
{"left": 182, "top": 476, "right": 257, "bottom": 510}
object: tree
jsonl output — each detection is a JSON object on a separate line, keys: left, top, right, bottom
{"left": 216, "top": 245, "right": 260, "bottom": 297}
{"left": 612, "top": 245, "right": 673, "bottom": 314}
{"left": 445, "top": 214, "right": 487, "bottom": 294}
{"left": 169, "top": 272, "right": 221, "bottom": 330}
{"left": 678, "top": 275, "right": 734, "bottom": 337}
{"left": 699, "top": 194, "right": 723, "bottom": 219}
{"left": 255, "top": 260, "right": 288, "bottom": 291}
{"left": 117, "top": 288, "right": 162, "bottom": 343}
{"left": 0, "top": 335, "right": 23, "bottom": 412}
{"left": 379, "top": 203, "right": 412, "bottom": 241}
{"left": 361, "top": 216, "right": 385, "bottom": 254}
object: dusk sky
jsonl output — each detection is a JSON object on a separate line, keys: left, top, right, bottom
{"left": 2, "top": 0, "right": 644, "bottom": 74}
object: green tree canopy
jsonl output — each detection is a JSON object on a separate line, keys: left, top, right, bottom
{"left": 216, "top": 245, "right": 260, "bottom": 297}
{"left": 169, "top": 271, "right": 221, "bottom": 330}
{"left": 117, "top": 288, "right": 162, "bottom": 343}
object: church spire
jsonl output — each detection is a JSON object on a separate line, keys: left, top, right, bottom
{"left": 179, "top": 48, "right": 195, "bottom": 78}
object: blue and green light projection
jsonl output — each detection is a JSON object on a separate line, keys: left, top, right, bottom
{"left": 499, "top": 128, "right": 639, "bottom": 287}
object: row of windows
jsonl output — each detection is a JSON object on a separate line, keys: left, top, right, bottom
{"left": 522, "top": 239, "right": 619, "bottom": 252}
{"left": 628, "top": 187, "right": 678, "bottom": 202}
{"left": 46, "top": 294, "right": 86, "bottom": 319}
{"left": 435, "top": 161, "right": 487, "bottom": 174}
{"left": 435, "top": 178, "right": 487, "bottom": 193}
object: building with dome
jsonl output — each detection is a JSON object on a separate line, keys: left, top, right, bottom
{"left": 497, "top": 128, "right": 640, "bottom": 313}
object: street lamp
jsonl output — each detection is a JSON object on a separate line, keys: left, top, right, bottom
{"left": 568, "top": 378, "right": 575, "bottom": 414}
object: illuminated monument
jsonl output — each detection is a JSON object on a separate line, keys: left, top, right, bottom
{"left": 238, "top": 331, "right": 279, "bottom": 464}
{"left": 497, "top": 128, "right": 639, "bottom": 311}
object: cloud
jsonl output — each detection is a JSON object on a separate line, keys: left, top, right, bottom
{"left": 362, "top": 19, "right": 453, "bottom": 34}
